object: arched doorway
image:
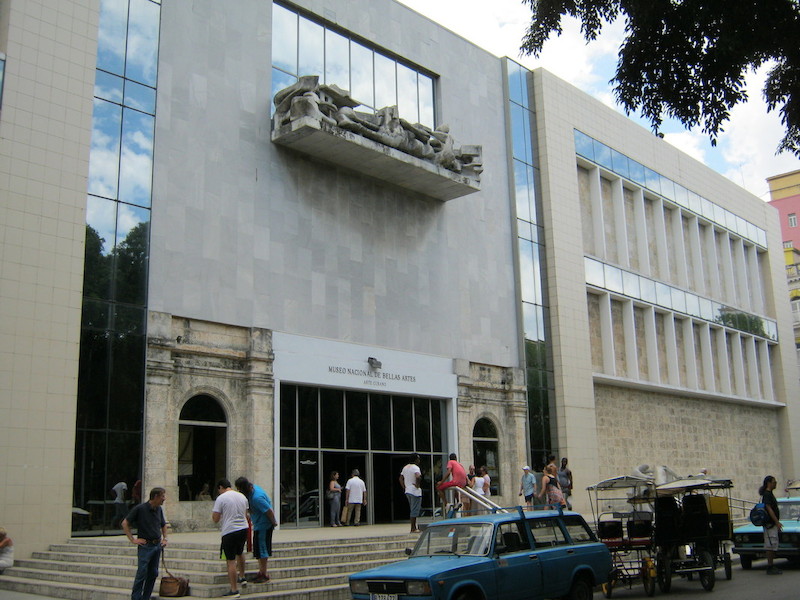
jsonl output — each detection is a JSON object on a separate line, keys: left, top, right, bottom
{"left": 178, "top": 394, "right": 227, "bottom": 501}
{"left": 473, "top": 417, "right": 500, "bottom": 495}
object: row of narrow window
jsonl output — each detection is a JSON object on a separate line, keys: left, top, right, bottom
{"left": 578, "top": 165, "right": 767, "bottom": 316}
{"left": 588, "top": 292, "right": 775, "bottom": 402}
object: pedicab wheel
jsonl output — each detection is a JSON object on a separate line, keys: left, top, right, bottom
{"left": 656, "top": 552, "right": 672, "bottom": 593}
{"left": 698, "top": 550, "right": 716, "bottom": 592}
{"left": 740, "top": 554, "right": 753, "bottom": 570}
{"left": 642, "top": 564, "right": 656, "bottom": 597}
{"left": 723, "top": 553, "right": 732, "bottom": 580}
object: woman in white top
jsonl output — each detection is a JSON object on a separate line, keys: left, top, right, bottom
{"left": 480, "top": 466, "right": 491, "bottom": 497}
{"left": 472, "top": 472, "right": 485, "bottom": 496}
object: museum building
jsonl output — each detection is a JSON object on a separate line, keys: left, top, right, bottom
{"left": 2, "top": 0, "right": 799, "bottom": 557}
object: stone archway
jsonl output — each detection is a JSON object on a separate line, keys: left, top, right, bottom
{"left": 178, "top": 394, "right": 227, "bottom": 502}
{"left": 473, "top": 417, "right": 500, "bottom": 495}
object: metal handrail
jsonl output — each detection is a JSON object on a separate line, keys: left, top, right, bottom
{"left": 729, "top": 496, "right": 756, "bottom": 527}
{"left": 453, "top": 485, "right": 510, "bottom": 514}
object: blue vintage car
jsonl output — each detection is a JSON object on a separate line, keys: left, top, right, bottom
{"left": 732, "top": 495, "right": 800, "bottom": 569}
{"left": 349, "top": 508, "right": 612, "bottom": 600}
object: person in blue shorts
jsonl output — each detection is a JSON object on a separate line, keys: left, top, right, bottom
{"left": 236, "top": 477, "right": 278, "bottom": 584}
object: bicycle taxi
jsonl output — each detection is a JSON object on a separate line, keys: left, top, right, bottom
{"left": 653, "top": 477, "right": 734, "bottom": 592}
{"left": 587, "top": 475, "right": 658, "bottom": 597}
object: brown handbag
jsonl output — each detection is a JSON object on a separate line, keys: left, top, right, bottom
{"left": 159, "top": 550, "right": 189, "bottom": 597}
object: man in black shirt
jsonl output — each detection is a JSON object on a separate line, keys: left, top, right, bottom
{"left": 122, "top": 487, "right": 168, "bottom": 599}
{"left": 759, "top": 475, "right": 783, "bottom": 575}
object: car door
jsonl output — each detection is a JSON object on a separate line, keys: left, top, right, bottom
{"left": 528, "top": 517, "right": 575, "bottom": 599}
{"left": 493, "top": 521, "right": 544, "bottom": 600}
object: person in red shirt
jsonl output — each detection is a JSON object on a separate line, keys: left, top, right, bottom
{"left": 436, "top": 453, "right": 467, "bottom": 510}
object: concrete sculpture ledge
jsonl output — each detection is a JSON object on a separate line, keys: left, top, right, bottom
{"left": 271, "top": 75, "right": 482, "bottom": 201}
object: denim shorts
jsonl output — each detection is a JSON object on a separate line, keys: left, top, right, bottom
{"left": 406, "top": 493, "right": 422, "bottom": 517}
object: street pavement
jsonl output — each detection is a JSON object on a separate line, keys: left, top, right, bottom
{"left": 596, "top": 557, "right": 798, "bottom": 599}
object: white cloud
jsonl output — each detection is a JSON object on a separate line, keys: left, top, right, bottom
{"left": 663, "top": 131, "right": 707, "bottom": 164}
{"left": 717, "top": 66, "right": 800, "bottom": 199}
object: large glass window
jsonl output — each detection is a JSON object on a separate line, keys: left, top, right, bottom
{"left": 507, "top": 60, "right": 554, "bottom": 468}
{"left": 271, "top": 2, "right": 436, "bottom": 127}
{"left": 279, "top": 384, "right": 447, "bottom": 527}
{"left": 584, "top": 257, "right": 778, "bottom": 341}
{"left": 74, "top": 0, "right": 160, "bottom": 535}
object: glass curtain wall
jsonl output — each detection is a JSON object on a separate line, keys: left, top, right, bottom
{"left": 73, "top": 0, "right": 160, "bottom": 535}
{"left": 271, "top": 1, "right": 435, "bottom": 127}
{"left": 280, "top": 383, "right": 445, "bottom": 527}
{"left": 505, "top": 60, "right": 555, "bottom": 470}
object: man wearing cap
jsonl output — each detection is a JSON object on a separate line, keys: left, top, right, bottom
{"left": 519, "top": 466, "right": 537, "bottom": 509}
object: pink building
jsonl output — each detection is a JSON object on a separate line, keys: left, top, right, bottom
{"left": 768, "top": 169, "right": 800, "bottom": 248}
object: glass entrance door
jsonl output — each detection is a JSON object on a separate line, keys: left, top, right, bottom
{"left": 279, "top": 383, "right": 446, "bottom": 527}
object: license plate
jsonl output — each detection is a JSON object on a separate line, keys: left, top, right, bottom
{"left": 370, "top": 595, "right": 398, "bottom": 600}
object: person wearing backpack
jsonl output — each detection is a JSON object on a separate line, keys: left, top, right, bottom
{"left": 760, "top": 475, "right": 783, "bottom": 575}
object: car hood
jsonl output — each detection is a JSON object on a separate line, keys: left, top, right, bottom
{"left": 734, "top": 521, "right": 800, "bottom": 534}
{"left": 350, "top": 555, "right": 489, "bottom": 580}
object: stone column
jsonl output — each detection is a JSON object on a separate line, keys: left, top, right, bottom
{"left": 243, "top": 328, "right": 275, "bottom": 491}
{"left": 144, "top": 311, "right": 177, "bottom": 502}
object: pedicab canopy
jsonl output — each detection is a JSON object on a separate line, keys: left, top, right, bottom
{"left": 654, "top": 478, "right": 733, "bottom": 495}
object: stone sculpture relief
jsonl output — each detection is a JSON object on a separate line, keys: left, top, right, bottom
{"left": 273, "top": 75, "right": 483, "bottom": 181}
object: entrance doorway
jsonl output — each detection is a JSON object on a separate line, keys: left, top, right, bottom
{"left": 279, "top": 383, "right": 446, "bottom": 527}
{"left": 321, "top": 452, "right": 366, "bottom": 526}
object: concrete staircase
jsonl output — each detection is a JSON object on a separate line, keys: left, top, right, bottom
{"left": 0, "top": 533, "right": 418, "bottom": 599}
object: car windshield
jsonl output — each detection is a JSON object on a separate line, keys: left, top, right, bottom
{"left": 411, "top": 522, "right": 495, "bottom": 556}
{"left": 780, "top": 500, "right": 800, "bottom": 520}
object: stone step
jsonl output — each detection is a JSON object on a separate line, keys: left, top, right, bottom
{"left": 16, "top": 549, "right": 401, "bottom": 583}
{"left": 57, "top": 536, "right": 415, "bottom": 558}
{"left": 29, "top": 545, "right": 403, "bottom": 573}
{"left": 189, "top": 570, "right": 352, "bottom": 597}
{"left": 69, "top": 532, "right": 415, "bottom": 548}
{"left": 0, "top": 533, "right": 411, "bottom": 599}
{"left": 5, "top": 566, "right": 134, "bottom": 591}
{"left": 0, "top": 574, "right": 134, "bottom": 600}
{"left": 0, "top": 568, "right": 370, "bottom": 600}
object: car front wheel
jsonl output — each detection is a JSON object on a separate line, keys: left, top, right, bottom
{"left": 740, "top": 554, "right": 753, "bottom": 570}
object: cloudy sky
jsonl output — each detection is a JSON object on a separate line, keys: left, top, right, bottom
{"left": 397, "top": 0, "right": 800, "bottom": 200}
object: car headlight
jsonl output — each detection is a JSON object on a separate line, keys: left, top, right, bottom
{"left": 783, "top": 532, "right": 797, "bottom": 543}
{"left": 406, "top": 581, "right": 432, "bottom": 595}
{"left": 734, "top": 534, "right": 743, "bottom": 543}
{"left": 350, "top": 580, "right": 369, "bottom": 594}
